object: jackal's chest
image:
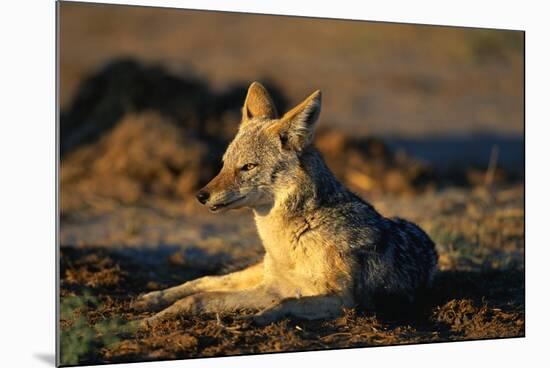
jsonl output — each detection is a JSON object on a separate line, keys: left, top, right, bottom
{"left": 254, "top": 213, "right": 353, "bottom": 296}
{"left": 254, "top": 214, "right": 305, "bottom": 261}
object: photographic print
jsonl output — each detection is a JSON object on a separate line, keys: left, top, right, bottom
{"left": 57, "top": 1, "right": 524, "bottom": 366}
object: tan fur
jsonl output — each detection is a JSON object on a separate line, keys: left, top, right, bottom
{"left": 133, "top": 82, "right": 351, "bottom": 326}
{"left": 254, "top": 186, "right": 354, "bottom": 300}
{"left": 242, "top": 81, "right": 278, "bottom": 121}
{"left": 133, "top": 81, "right": 437, "bottom": 327}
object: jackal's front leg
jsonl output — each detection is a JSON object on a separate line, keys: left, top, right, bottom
{"left": 143, "top": 286, "right": 279, "bottom": 326}
{"left": 252, "top": 295, "right": 349, "bottom": 326}
{"left": 132, "top": 261, "right": 264, "bottom": 312}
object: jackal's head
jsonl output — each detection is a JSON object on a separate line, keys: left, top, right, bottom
{"left": 196, "top": 81, "right": 322, "bottom": 213}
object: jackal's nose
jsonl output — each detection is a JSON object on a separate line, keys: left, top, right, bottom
{"left": 196, "top": 190, "right": 210, "bottom": 204}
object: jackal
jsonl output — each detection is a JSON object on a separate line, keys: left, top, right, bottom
{"left": 133, "top": 82, "right": 438, "bottom": 325}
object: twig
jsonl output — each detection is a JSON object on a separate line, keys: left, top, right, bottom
{"left": 320, "top": 332, "right": 352, "bottom": 341}
{"left": 484, "top": 144, "right": 499, "bottom": 187}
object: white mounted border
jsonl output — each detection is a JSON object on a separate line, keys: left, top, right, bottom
{"left": 1, "top": 1, "right": 548, "bottom": 368}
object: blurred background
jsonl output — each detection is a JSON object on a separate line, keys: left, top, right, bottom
{"left": 59, "top": 0, "right": 525, "bottom": 271}
{"left": 58, "top": 3, "right": 524, "bottom": 364}
{"left": 58, "top": 0, "right": 526, "bottom": 270}
{"left": 59, "top": 2, "right": 524, "bottom": 214}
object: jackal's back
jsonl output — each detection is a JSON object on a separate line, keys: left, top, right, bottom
{"left": 346, "top": 204, "right": 438, "bottom": 309}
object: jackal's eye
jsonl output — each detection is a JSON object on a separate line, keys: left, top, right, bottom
{"left": 240, "top": 163, "right": 258, "bottom": 172}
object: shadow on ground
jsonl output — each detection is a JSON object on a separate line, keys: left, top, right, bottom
{"left": 59, "top": 245, "right": 524, "bottom": 366}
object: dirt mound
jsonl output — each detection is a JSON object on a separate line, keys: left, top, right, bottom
{"left": 60, "top": 58, "right": 289, "bottom": 156}
{"left": 63, "top": 59, "right": 517, "bottom": 216}
{"left": 61, "top": 111, "right": 217, "bottom": 213}
{"left": 60, "top": 59, "right": 288, "bottom": 214}
{"left": 316, "top": 128, "right": 434, "bottom": 196}
{"left": 60, "top": 121, "right": 436, "bottom": 215}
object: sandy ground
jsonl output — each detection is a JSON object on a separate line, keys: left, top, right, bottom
{"left": 59, "top": 184, "right": 524, "bottom": 365}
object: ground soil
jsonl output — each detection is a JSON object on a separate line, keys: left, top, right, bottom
{"left": 59, "top": 184, "right": 524, "bottom": 365}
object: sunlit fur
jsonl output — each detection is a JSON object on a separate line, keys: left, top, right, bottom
{"left": 134, "top": 82, "right": 438, "bottom": 325}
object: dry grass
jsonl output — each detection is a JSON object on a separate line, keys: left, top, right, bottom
{"left": 59, "top": 184, "right": 524, "bottom": 365}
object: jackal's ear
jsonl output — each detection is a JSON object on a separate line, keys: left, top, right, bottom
{"left": 242, "top": 82, "right": 278, "bottom": 123}
{"left": 279, "top": 90, "right": 322, "bottom": 152}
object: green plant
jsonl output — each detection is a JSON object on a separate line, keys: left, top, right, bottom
{"left": 60, "top": 291, "right": 134, "bottom": 365}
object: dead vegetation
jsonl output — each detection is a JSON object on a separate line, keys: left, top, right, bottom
{"left": 60, "top": 244, "right": 524, "bottom": 365}
{"left": 61, "top": 111, "right": 214, "bottom": 214}
{"left": 316, "top": 128, "right": 434, "bottom": 195}
{"left": 59, "top": 182, "right": 524, "bottom": 365}
{"left": 60, "top": 60, "right": 519, "bottom": 219}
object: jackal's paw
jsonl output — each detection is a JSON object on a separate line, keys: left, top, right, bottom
{"left": 131, "top": 291, "right": 167, "bottom": 312}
